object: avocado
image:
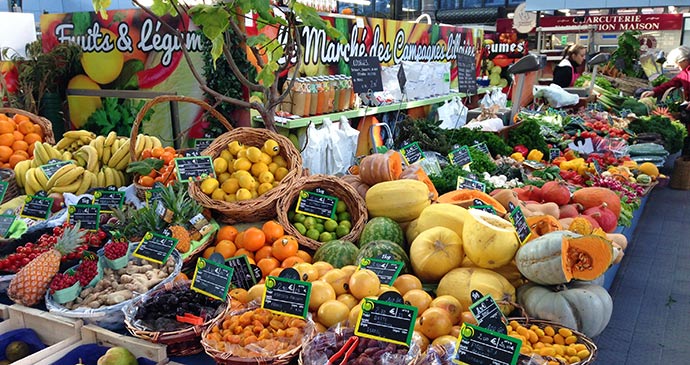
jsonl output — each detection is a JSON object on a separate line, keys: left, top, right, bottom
{"left": 5, "top": 340, "right": 31, "bottom": 362}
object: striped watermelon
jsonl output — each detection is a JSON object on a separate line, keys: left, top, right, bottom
{"left": 313, "top": 240, "right": 359, "bottom": 268}
{"left": 356, "top": 240, "right": 410, "bottom": 274}
{"left": 358, "top": 217, "right": 405, "bottom": 248}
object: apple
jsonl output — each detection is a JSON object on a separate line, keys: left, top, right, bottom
{"left": 48, "top": 193, "right": 64, "bottom": 213}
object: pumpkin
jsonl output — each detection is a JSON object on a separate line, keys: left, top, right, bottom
{"left": 514, "top": 185, "right": 542, "bottom": 203}
{"left": 405, "top": 218, "right": 420, "bottom": 244}
{"left": 490, "top": 189, "right": 521, "bottom": 212}
{"left": 462, "top": 209, "right": 519, "bottom": 269}
{"left": 517, "top": 282, "right": 613, "bottom": 337}
{"left": 515, "top": 231, "right": 613, "bottom": 285}
{"left": 437, "top": 267, "right": 516, "bottom": 314}
{"left": 558, "top": 203, "right": 583, "bottom": 218}
{"left": 341, "top": 174, "right": 369, "bottom": 200}
{"left": 400, "top": 165, "right": 438, "bottom": 201}
{"left": 411, "top": 203, "right": 470, "bottom": 242}
{"left": 583, "top": 204, "right": 618, "bottom": 233}
{"left": 358, "top": 150, "right": 403, "bottom": 186}
{"left": 438, "top": 189, "right": 507, "bottom": 216}
{"left": 365, "top": 180, "right": 431, "bottom": 223}
{"left": 525, "top": 215, "right": 563, "bottom": 241}
{"left": 568, "top": 217, "right": 595, "bottom": 235}
{"left": 571, "top": 187, "right": 621, "bottom": 218}
{"left": 524, "top": 202, "right": 560, "bottom": 219}
{"left": 410, "top": 227, "right": 464, "bottom": 283}
{"left": 461, "top": 257, "right": 526, "bottom": 289}
{"left": 540, "top": 181, "right": 571, "bottom": 206}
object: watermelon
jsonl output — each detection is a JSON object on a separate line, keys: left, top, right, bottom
{"left": 356, "top": 240, "right": 411, "bottom": 274}
{"left": 358, "top": 217, "right": 405, "bottom": 248}
{"left": 313, "top": 240, "right": 359, "bottom": 268}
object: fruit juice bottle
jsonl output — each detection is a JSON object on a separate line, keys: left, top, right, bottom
{"left": 332, "top": 76, "right": 342, "bottom": 112}
{"left": 292, "top": 78, "right": 309, "bottom": 117}
{"left": 316, "top": 77, "right": 327, "bottom": 115}
{"left": 325, "top": 76, "right": 336, "bottom": 114}
{"left": 280, "top": 77, "right": 293, "bottom": 114}
{"left": 337, "top": 75, "right": 349, "bottom": 111}
{"left": 347, "top": 77, "right": 356, "bottom": 110}
{"left": 308, "top": 77, "right": 319, "bottom": 116}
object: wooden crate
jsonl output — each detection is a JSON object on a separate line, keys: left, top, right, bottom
{"left": 0, "top": 305, "right": 83, "bottom": 365}
{"left": 0, "top": 303, "right": 9, "bottom": 320}
{"left": 35, "top": 324, "right": 168, "bottom": 365}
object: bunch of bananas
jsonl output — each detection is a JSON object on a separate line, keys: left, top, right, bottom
{"left": 133, "top": 133, "right": 164, "bottom": 159}
{"left": 31, "top": 142, "right": 72, "bottom": 167}
{"left": 16, "top": 163, "right": 97, "bottom": 196}
{"left": 54, "top": 130, "right": 97, "bottom": 153}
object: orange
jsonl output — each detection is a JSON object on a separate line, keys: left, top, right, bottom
{"left": 12, "top": 131, "right": 23, "bottom": 142}
{"left": 164, "top": 146, "right": 176, "bottom": 154}
{"left": 262, "top": 220, "right": 284, "bottom": 243}
{"left": 241, "top": 227, "right": 266, "bottom": 252}
{"left": 151, "top": 146, "right": 165, "bottom": 158}
{"left": 16, "top": 120, "right": 33, "bottom": 135}
{"left": 214, "top": 239, "right": 237, "bottom": 259}
{"left": 268, "top": 267, "right": 283, "bottom": 277}
{"left": 161, "top": 151, "right": 175, "bottom": 165}
{"left": 229, "top": 288, "right": 249, "bottom": 304}
{"left": 257, "top": 257, "right": 280, "bottom": 277}
{"left": 141, "top": 149, "right": 152, "bottom": 159}
{"left": 8, "top": 153, "right": 26, "bottom": 168}
{"left": 138, "top": 175, "right": 155, "bottom": 187}
{"left": 11, "top": 140, "right": 28, "bottom": 152}
{"left": 0, "top": 120, "right": 14, "bottom": 134}
{"left": 272, "top": 235, "right": 298, "bottom": 261}
{"left": 0, "top": 146, "right": 12, "bottom": 163}
{"left": 13, "top": 150, "right": 28, "bottom": 159}
{"left": 234, "top": 231, "right": 245, "bottom": 248}
{"left": 234, "top": 248, "right": 255, "bottom": 262}
{"left": 0, "top": 133, "right": 14, "bottom": 147}
{"left": 174, "top": 272, "right": 189, "bottom": 282}
{"left": 27, "top": 143, "right": 35, "bottom": 157}
{"left": 295, "top": 250, "right": 312, "bottom": 264}
{"left": 254, "top": 246, "right": 274, "bottom": 261}
{"left": 12, "top": 114, "right": 29, "bottom": 124}
{"left": 32, "top": 124, "right": 43, "bottom": 137}
{"left": 0, "top": 114, "right": 7, "bottom": 121}
{"left": 23, "top": 133, "right": 41, "bottom": 145}
{"left": 280, "top": 256, "right": 305, "bottom": 268}
{"left": 217, "top": 225, "right": 239, "bottom": 242}
{"left": 203, "top": 246, "right": 215, "bottom": 259}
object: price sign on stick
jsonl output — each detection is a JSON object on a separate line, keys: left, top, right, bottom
{"left": 191, "top": 258, "right": 234, "bottom": 301}
{"left": 20, "top": 194, "right": 53, "bottom": 220}
{"left": 262, "top": 270, "right": 312, "bottom": 319}
{"left": 295, "top": 190, "right": 338, "bottom": 220}
{"left": 133, "top": 232, "right": 178, "bottom": 264}
{"left": 68, "top": 204, "right": 101, "bottom": 231}
{"left": 349, "top": 57, "right": 384, "bottom": 94}
{"left": 401, "top": 142, "right": 425, "bottom": 165}
{"left": 453, "top": 323, "right": 521, "bottom": 365}
{"left": 358, "top": 258, "right": 404, "bottom": 285}
{"left": 355, "top": 296, "right": 418, "bottom": 346}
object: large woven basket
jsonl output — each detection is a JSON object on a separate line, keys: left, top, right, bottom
{"left": 124, "top": 280, "right": 229, "bottom": 356}
{"left": 670, "top": 155, "right": 690, "bottom": 190}
{"left": 508, "top": 317, "right": 597, "bottom": 365}
{"left": 0, "top": 107, "right": 56, "bottom": 144}
{"left": 0, "top": 168, "right": 19, "bottom": 204}
{"left": 188, "top": 129, "right": 303, "bottom": 224}
{"left": 276, "top": 174, "right": 367, "bottom": 251}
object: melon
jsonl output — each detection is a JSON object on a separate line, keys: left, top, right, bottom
{"left": 462, "top": 209, "right": 519, "bottom": 269}
{"left": 356, "top": 240, "right": 411, "bottom": 274}
{"left": 313, "top": 240, "right": 359, "bottom": 269}
{"left": 410, "top": 227, "right": 464, "bottom": 283}
{"left": 411, "top": 203, "right": 470, "bottom": 242}
{"left": 358, "top": 217, "right": 405, "bottom": 248}
{"left": 437, "top": 267, "right": 516, "bottom": 314}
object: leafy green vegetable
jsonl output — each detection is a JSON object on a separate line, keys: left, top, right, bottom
{"left": 652, "top": 75, "right": 670, "bottom": 87}
{"left": 506, "top": 120, "right": 550, "bottom": 156}
{"left": 429, "top": 164, "right": 493, "bottom": 195}
{"left": 127, "top": 158, "right": 165, "bottom": 175}
{"left": 83, "top": 98, "right": 154, "bottom": 137}
{"left": 444, "top": 128, "right": 513, "bottom": 157}
{"left": 394, "top": 118, "right": 450, "bottom": 154}
{"left": 468, "top": 147, "right": 496, "bottom": 175}
{"left": 610, "top": 31, "right": 644, "bottom": 78}
{"left": 620, "top": 98, "right": 649, "bottom": 116}
{"left": 629, "top": 115, "right": 686, "bottom": 154}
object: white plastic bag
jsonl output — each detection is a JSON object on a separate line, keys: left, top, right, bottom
{"left": 534, "top": 84, "right": 579, "bottom": 107}
{"left": 438, "top": 97, "right": 468, "bottom": 129}
{"left": 491, "top": 88, "right": 508, "bottom": 109}
{"left": 302, "top": 122, "right": 329, "bottom": 174}
{"left": 333, "top": 116, "right": 360, "bottom": 174}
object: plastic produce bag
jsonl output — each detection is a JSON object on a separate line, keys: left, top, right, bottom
{"left": 332, "top": 116, "right": 360, "bottom": 174}
{"left": 533, "top": 84, "right": 579, "bottom": 107}
{"left": 322, "top": 118, "right": 340, "bottom": 175}
{"left": 438, "top": 97, "right": 468, "bottom": 129}
{"left": 491, "top": 88, "right": 508, "bottom": 109}
{"left": 302, "top": 122, "right": 330, "bottom": 175}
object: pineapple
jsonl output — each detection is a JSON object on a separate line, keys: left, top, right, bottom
{"left": 158, "top": 182, "right": 202, "bottom": 253}
{"left": 8, "top": 223, "right": 86, "bottom": 306}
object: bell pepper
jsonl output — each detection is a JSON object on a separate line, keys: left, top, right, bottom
{"left": 560, "top": 158, "right": 585, "bottom": 172}
{"left": 510, "top": 152, "right": 525, "bottom": 163}
{"left": 513, "top": 145, "right": 529, "bottom": 156}
{"left": 551, "top": 156, "right": 566, "bottom": 166}
{"left": 526, "top": 149, "right": 544, "bottom": 162}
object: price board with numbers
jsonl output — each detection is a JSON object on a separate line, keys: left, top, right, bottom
{"left": 20, "top": 194, "right": 53, "bottom": 220}
{"left": 262, "top": 275, "right": 312, "bottom": 319}
{"left": 400, "top": 142, "right": 425, "bottom": 165}
{"left": 456, "top": 176, "right": 486, "bottom": 192}
{"left": 358, "top": 258, "right": 404, "bottom": 286}
{"left": 191, "top": 258, "right": 234, "bottom": 301}
{"left": 448, "top": 146, "right": 472, "bottom": 167}
{"left": 226, "top": 255, "right": 258, "bottom": 290}
{"left": 453, "top": 323, "right": 521, "bottom": 365}
{"left": 133, "top": 232, "right": 178, "bottom": 264}
{"left": 355, "top": 298, "right": 418, "bottom": 346}
{"left": 174, "top": 156, "right": 215, "bottom": 182}
{"left": 0, "top": 214, "right": 15, "bottom": 238}
{"left": 295, "top": 190, "right": 338, "bottom": 220}
{"left": 92, "top": 187, "right": 125, "bottom": 212}
{"left": 68, "top": 204, "right": 101, "bottom": 231}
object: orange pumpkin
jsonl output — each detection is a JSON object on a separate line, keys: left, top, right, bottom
{"left": 525, "top": 215, "right": 563, "bottom": 242}
{"left": 437, "top": 189, "right": 507, "bottom": 215}
{"left": 358, "top": 150, "right": 403, "bottom": 186}
{"left": 399, "top": 165, "right": 438, "bottom": 201}
{"left": 341, "top": 174, "right": 369, "bottom": 200}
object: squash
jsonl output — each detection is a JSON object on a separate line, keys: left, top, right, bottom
{"left": 524, "top": 202, "right": 560, "bottom": 219}
{"left": 410, "top": 227, "right": 464, "bottom": 282}
{"left": 462, "top": 209, "right": 519, "bottom": 269}
{"left": 437, "top": 267, "right": 516, "bottom": 314}
{"left": 438, "top": 189, "right": 507, "bottom": 216}
{"left": 461, "top": 257, "right": 526, "bottom": 289}
{"left": 365, "top": 180, "right": 431, "bottom": 223}
{"left": 558, "top": 203, "right": 583, "bottom": 218}
{"left": 606, "top": 233, "right": 628, "bottom": 250}
{"left": 583, "top": 204, "right": 618, "bottom": 233}
{"left": 358, "top": 150, "right": 403, "bottom": 186}
{"left": 540, "top": 181, "right": 571, "bottom": 206}
{"left": 517, "top": 282, "right": 613, "bottom": 338}
{"left": 571, "top": 187, "right": 621, "bottom": 218}
{"left": 611, "top": 242, "right": 625, "bottom": 264}
{"left": 558, "top": 217, "right": 574, "bottom": 228}
{"left": 400, "top": 165, "right": 438, "bottom": 201}
{"left": 515, "top": 231, "right": 613, "bottom": 285}
{"left": 405, "top": 218, "right": 421, "bottom": 244}
{"left": 412, "top": 203, "right": 470, "bottom": 242}
{"left": 341, "top": 174, "right": 370, "bottom": 200}
{"left": 567, "top": 216, "right": 594, "bottom": 235}
{"left": 525, "top": 215, "right": 563, "bottom": 241}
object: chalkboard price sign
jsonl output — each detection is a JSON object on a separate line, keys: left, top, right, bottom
{"left": 191, "top": 257, "right": 234, "bottom": 301}
{"left": 456, "top": 176, "right": 486, "bottom": 192}
{"left": 133, "top": 232, "right": 179, "bottom": 264}
{"left": 40, "top": 160, "right": 74, "bottom": 180}
{"left": 0, "top": 181, "right": 8, "bottom": 204}
{"left": 174, "top": 156, "right": 216, "bottom": 182}
{"left": 349, "top": 57, "right": 383, "bottom": 94}
{"left": 448, "top": 146, "right": 472, "bottom": 167}
{"left": 68, "top": 204, "right": 101, "bottom": 231}
{"left": 510, "top": 206, "right": 531, "bottom": 244}
{"left": 358, "top": 258, "right": 404, "bottom": 286}
{"left": 355, "top": 298, "right": 418, "bottom": 347}
{"left": 549, "top": 148, "right": 561, "bottom": 161}
{"left": 226, "top": 254, "right": 258, "bottom": 290}
{"left": 453, "top": 323, "right": 521, "bottom": 365}
{"left": 456, "top": 53, "right": 478, "bottom": 95}
{"left": 469, "top": 294, "right": 508, "bottom": 334}
{"left": 471, "top": 142, "right": 491, "bottom": 157}
{"left": 0, "top": 214, "right": 15, "bottom": 238}
{"left": 400, "top": 142, "right": 425, "bottom": 165}
{"left": 470, "top": 204, "right": 497, "bottom": 215}
{"left": 295, "top": 190, "right": 338, "bottom": 220}
{"left": 592, "top": 160, "right": 602, "bottom": 175}
{"left": 20, "top": 195, "right": 54, "bottom": 220}
{"left": 92, "top": 189, "right": 125, "bottom": 212}
{"left": 262, "top": 275, "right": 312, "bottom": 319}
{"left": 194, "top": 138, "right": 215, "bottom": 151}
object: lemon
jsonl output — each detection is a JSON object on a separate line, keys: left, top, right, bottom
{"left": 262, "top": 139, "right": 280, "bottom": 156}
{"left": 246, "top": 147, "right": 263, "bottom": 163}
{"left": 236, "top": 148, "right": 248, "bottom": 159}
{"left": 272, "top": 181, "right": 281, "bottom": 188}
{"left": 218, "top": 172, "right": 231, "bottom": 183}
{"left": 213, "top": 157, "right": 228, "bottom": 174}
{"left": 251, "top": 180, "right": 260, "bottom": 191}
{"left": 251, "top": 189, "right": 259, "bottom": 199}
{"left": 238, "top": 174, "right": 255, "bottom": 190}
{"left": 258, "top": 171, "right": 274, "bottom": 184}
{"left": 81, "top": 29, "right": 124, "bottom": 84}
{"left": 272, "top": 155, "right": 288, "bottom": 168}
{"left": 228, "top": 141, "right": 243, "bottom": 156}
{"left": 258, "top": 182, "right": 273, "bottom": 195}
{"left": 220, "top": 149, "right": 232, "bottom": 161}
{"left": 211, "top": 188, "right": 226, "bottom": 200}
{"left": 259, "top": 152, "right": 272, "bottom": 165}
{"left": 275, "top": 167, "right": 289, "bottom": 181}
{"left": 232, "top": 170, "right": 251, "bottom": 180}
{"left": 268, "top": 162, "right": 279, "bottom": 174}
{"left": 251, "top": 162, "right": 268, "bottom": 177}
{"left": 236, "top": 188, "right": 252, "bottom": 201}
{"left": 233, "top": 158, "right": 251, "bottom": 171}
{"left": 201, "top": 178, "right": 220, "bottom": 195}
{"left": 222, "top": 178, "right": 240, "bottom": 194}
{"left": 224, "top": 193, "right": 237, "bottom": 202}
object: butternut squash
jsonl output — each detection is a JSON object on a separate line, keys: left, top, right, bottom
{"left": 525, "top": 202, "right": 560, "bottom": 219}
{"left": 359, "top": 150, "right": 403, "bottom": 186}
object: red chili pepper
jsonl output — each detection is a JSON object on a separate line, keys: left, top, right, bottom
{"left": 135, "top": 15, "right": 189, "bottom": 89}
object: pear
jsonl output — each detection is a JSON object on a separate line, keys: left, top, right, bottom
{"left": 96, "top": 347, "right": 137, "bottom": 365}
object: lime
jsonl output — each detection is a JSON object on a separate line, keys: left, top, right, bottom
{"left": 324, "top": 219, "right": 338, "bottom": 232}
{"left": 319, "top": 232, "right": 334, "bottom": 242}
{"left": 338, "top": 212, "right": 351, "bottom": 222}
{"left": 294, "top": 222, "right": 307, "bottom": 235}
{"left": 287, "top": 210, "right": 296, "bottom": 221}
{"left": 293, "top": 213, "right": 306, "bottom": 224}
{"left": 315, "top": 223, "right": 325, "bottom": 233}
{"left": 339, "top": 220, "right": 352, "bottom": 230}
{"left": 336, "top": 201, "right": 347, "bottom": 214}
{"left": 335, "top": 225, "right": 350, "bottom": 238}
{"left": 304, "top": 216, "right": 317, "bottom": 229}
{"left": 315, "top": 217, "right": 324, "bottom": 225}
{"left": 306, "top": 228, "right": 321, "bottom": 241}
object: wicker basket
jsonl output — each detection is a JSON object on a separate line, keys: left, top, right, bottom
{"left": 0, "top": 168, "right": 19, "bottom": 204}
{"left": 276, "top": 174, "right": 367, "bottom": 251}
{"left": 124, "top": 280, "right": 228, "bottom": 356}
{"left": 670, "top": 155, "right": 690, "bottom": 190}
{"left": 188, "top": 129, "right": 303, "bottom": 224}
{"left": 129, "top": 95, "right": 233, "bottom": 200}
{"left": 0, "top": 107, "right": 56, "bottom": 144}
{"left": 508, "top": 317, "right": 597, "bottom": 365}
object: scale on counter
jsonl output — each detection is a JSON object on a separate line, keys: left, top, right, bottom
{"left": 508, "top": 53, "right": 546, "bottom": 122}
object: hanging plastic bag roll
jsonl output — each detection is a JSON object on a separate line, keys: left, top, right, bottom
{"left": 322, "top": 118, "right": 340, "bottom": 175}
{"left": 334, "top": 116, "right": 360, "bottom": 174}
{"left": 301, "top": 121, "right": 329, "bottom": 175}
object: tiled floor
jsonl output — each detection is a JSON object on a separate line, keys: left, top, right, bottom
{"left": 595, "top": 185, "right": 690, "bottom": 363}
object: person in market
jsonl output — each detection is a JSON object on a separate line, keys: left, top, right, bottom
{"left": 552, "top": 43, "right": 587, "bottom": 88}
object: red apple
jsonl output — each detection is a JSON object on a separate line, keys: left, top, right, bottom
{"left": 48, "top": 193, "right": 64, "bottom": 213}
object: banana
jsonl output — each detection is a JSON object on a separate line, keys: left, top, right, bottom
{"left": 90, "top": 136, "right": 104, "bottom": 156}
{"left": 111, "top": 168, "right": 121, "bottom": 187}
{"left": 80, "top": 145, "right": 100, "bottom": 173}
{"left": 25, "top": 168, "right": 40, "bottom": 195}
{"left": 105, "top": 131, "right": 117, "bottom": 147}
{"left": 108, "top": 139, "right": 131, "bottom": 169}
{"left": 104, "top": 167, "right": 116, "bottom": 187}
{"left": 73, "top": 152, "right": 87, "bottom": 167}
{"left": 110, "top": 139, "right": 120, "bottom": 157}
{"left": 76, "top": 172, "right": 93, "bottom": 195}
{"left": 62, "top": 151, "right": 72, "bottom": 161}
{"left": 55, "top": 137, "right": 76, "bottom": 151}
{"left": 97, "top": 170, "right": 106, "bottom": 188}
{"left": 46, "top": 164, "right": 76, "bottom": 190}
{"left": 63, "top": 130, "right": 94, "bottom": 140}
{"left": 150, "top": 136, "right": 163, "bottom": 149}
{"left": 43, "top": 143, "right": 63, "bottom": 160}
{"left": 53, "top": 166, "right": 85, "bottom": 188}
{"left": 113, "top": 151, "right": 131, "bottom": 170}
{"left": 32, "top": 141, "right": 50, "bottom": 165}
{"left": 13, "top": 160, "right": 31, "bottom": 188}
{"left": 143, "top": 135, "right": 154, "bottom": 154}
{"left": 134, "top": 135, "right": 146, "bottom": 158}
{"left": 50, "top": 177, "right": 82, "bottom": 194}
{"left": 101, "top": 143, "right": 111, "bottom": 166}
{"left": 34, "top": 167, "right": 49, "bottom": 191}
